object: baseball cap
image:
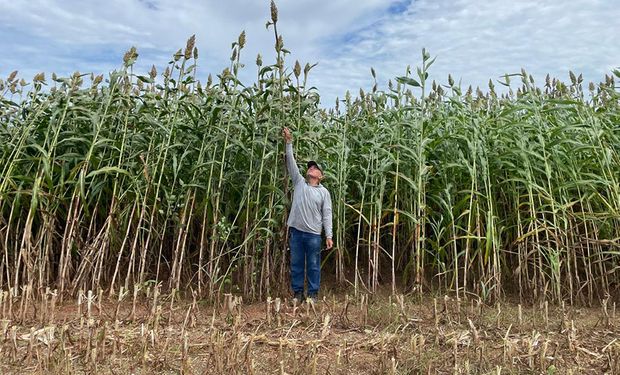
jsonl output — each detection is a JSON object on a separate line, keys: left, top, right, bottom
{"left": 307, "top": 160, "right": 322, "bottom": 173}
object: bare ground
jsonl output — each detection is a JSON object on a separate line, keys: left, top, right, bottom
{"left": 1, "top": 289, "right": 619, "bottom": 374}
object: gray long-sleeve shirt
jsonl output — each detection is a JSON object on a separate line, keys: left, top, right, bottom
{"left": 285, "top": 143, "right": 333, "bottom": 239}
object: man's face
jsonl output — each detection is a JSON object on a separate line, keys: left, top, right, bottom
{"left": 306, "top": 165, "right": 323, "bottom": 180}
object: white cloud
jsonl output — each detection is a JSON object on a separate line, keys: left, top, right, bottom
{"left": 0, "top": 0, "right": 618, "bottom": 105}
{"left": 315, "top": 0, "right": 620, "bottom": 103}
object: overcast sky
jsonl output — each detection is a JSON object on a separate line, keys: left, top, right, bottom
{"left": 1, "top": 0, "right": 619, "bottom": 106}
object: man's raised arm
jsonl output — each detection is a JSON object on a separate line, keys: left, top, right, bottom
{"left": 283, "top": 127, "right": 303, "bottom": 185}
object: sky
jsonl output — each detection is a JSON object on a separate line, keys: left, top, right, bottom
{"left": 1, "top": 0, "right": 619, "bottom": 106}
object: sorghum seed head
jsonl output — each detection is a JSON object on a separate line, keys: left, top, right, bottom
{"left": 238, "top": 31, "right": 246, "bottom": 49}
{"left": 174, "top": 48, "right": 183, "bottom": 61}
{"left": 185, "top": 35, "right": 196, "bottom": 60}
{"left": 293, "top": 60, "right": 301, "bottom": 78}
{"left": 275, "top": 35, "right": 283, "bottom": 52}
{"left": 270, "top": 0, "right": 278, "bottom": 23}
{"left": 123, "top": 47, "right": 138, "bottom": 66}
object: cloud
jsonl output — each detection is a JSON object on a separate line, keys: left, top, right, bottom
{"left": 1, "top": 0, "right": 618, "bottom": 106}
{"left": 314, "top": 0, "right": 620, "bottom": 104}
{"left": 0, "top": 1, "right": 388, "bottom": 94}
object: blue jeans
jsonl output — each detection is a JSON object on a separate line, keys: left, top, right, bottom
{"left": 289, "top": 227, "right": 322, "bottom": 297}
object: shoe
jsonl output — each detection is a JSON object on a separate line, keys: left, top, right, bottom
{"left": 293, "top": 292, "right": 304, "bottom": 303}
{"left": 307, "top": 294, "right": 318, "bottom": 304}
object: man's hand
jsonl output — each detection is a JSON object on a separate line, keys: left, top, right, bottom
{"left": 326, "top": 238, "right": 333, "bottom": 250}
{"left": 282, "top": 127, "right": 292, "bottom": 144}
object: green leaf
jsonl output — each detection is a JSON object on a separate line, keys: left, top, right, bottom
{"left": 395, "top": 76, "right": 421, "bottom": 87}
{"left": 137, "top": 75, "right": 154, "bottom": 84}
{"left": 86, "top": 167, "right": 129, "bottom": 179}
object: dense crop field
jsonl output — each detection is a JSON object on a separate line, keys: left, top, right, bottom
{"left": 2, "top": 22, "right": 620, "bottom": 304}
{"left": 1, "top": 3, "right": 620, "bottom": 372}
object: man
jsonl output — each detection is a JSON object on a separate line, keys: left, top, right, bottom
{"left": 283, "top": 127, "right": 333, "bottom": 303}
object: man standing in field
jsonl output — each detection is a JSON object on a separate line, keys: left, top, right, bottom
{"left": 283, "top": 127, "right": 333, "bottom": 303}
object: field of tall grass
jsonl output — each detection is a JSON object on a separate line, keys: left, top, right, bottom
{"left": 1, "top": 1, "right": 619, "bottom": 308}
